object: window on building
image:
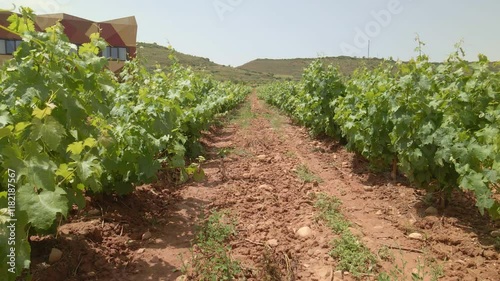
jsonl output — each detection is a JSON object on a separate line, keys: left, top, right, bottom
{"left": 0, "top": 40, "right": 5, "bottom": 54}
{"left": 102, "top": 47, "right": 110, "bottom": 58}
{"left": 0, "top": 39, "right": 22, "bottom": 55}
{"left": 118, "top": 47, "right": 127, "bottom": 61}
{"left": 102, "top": 46, "right": 128, "bottom": 61}
{"left": 6, "top": 41, "right": 16, "bottom": 54}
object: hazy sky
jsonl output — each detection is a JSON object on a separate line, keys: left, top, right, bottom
{"left": 2, "top": 0, "right": 499, "bottom": 66}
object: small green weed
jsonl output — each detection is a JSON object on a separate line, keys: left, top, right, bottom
{"left": 184, "top": 210, "right": 242, "bottom": 280}
{"left": 313, "top": 193, "right": 377, "bottom": 278}
{"left": 296, "top": 164, "right": 322, "bottom": 183}
{"left": 377, "top": 253, "right": 444, "bottom": 281}
{"left": 377, "top": 246, "right": 394, "bottom": 262}
{"left": 331, "top": 232, "right": 378, "bottom": 277}
{"left": 232, "top": 101, "right": 255, "bottom": 128}
{"left": 314, "top": 193, "right": 349, "bottom": 233}
{"left": 284, "top": 150, "right": 297, "bottom": 159}
{"left": 263, "top": 112, "right": 284, "bottom": 130}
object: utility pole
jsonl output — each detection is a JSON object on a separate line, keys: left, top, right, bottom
{"left": 368, "top": 40, "right": 370, "bottom": 58}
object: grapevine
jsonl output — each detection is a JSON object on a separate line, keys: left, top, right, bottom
{"left": 0, "top": 8, "right": 249, "bottom": 279}
{"left": 260, "top": 47, "right": 500, "bottom": 220}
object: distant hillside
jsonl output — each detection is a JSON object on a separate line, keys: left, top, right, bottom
{"left": 138, "top": 42, "right": 499, "bottom": 84}
{"left": 238, "top": 57, "right": 388, "bottom": 80}
{"left": 136, "top": 42, "right": 276, "bottom": 84}
{"left": 238, "top": 57, "right": 500, "bottom": 81}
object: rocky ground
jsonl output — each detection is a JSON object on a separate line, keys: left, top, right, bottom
{"left": 31, "top": 92, "right": 499, "bottom": 281}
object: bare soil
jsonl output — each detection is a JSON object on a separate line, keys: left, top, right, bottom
{"left": 30, "top": 92, "right": 499, "bottom": 281}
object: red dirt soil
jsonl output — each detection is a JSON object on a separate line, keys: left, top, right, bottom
{"left": 29, "top": 92, "right": 499, "bottom": 281}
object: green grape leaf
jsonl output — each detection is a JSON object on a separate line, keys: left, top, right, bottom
{"left": 7, "top": 11, "right": 35, "bottom": 33}
{"left": 170, "top": 154, "right": 185, "bottom": 168}
{"left": 469, "top": 143, "right": 491, "bottom": 162}
{"left": 30, "top": 117, "right": 65, "bottom": 150}
{"left": 0, "top": 111, "right": 12, "bottom": 126}
{"left": 20, "top": 155, "right": 57, "bottom": 192}
{"left": 83, "top": 137, "right": 98, "bottom": 148}
{"left": 65, "top": 188, "right": 86, "bottom": 210}
{"left": 193, "top": 168, "right": 205, "bottom": 183}
{"left": 31, "top": 106, "right": 53, "bottom": 119}
{"left": 73, "top": 155, "right": 102, "bottom": 182}
{"left": 55, "top": 164, "right": 74, "bottom": 182}
{"left": 14, "top": 122, "right": 30, "bottom": 133}
{"left": 487, "top": 202, "right": 500, "bottom": 220}
{"left": 67, "top": 141, "right": 84, "bottom": 155}
{"left": 138, "top": 156, "right": 160, "bottom": 181}
{"left": 0, "top": 126, "right": 12, "bottom": 139}
{"left": 460, "top": 171, "right": 485, "bottom": 191}
{"left": 17, "top": 184, "right": 68, "bottom": 231}
{"left": 78, "top": 33, "right": 101, "bottom": 56}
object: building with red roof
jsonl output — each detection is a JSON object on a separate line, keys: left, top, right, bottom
{"left": 0, "top": 12, "right": 137, "bottom": 72}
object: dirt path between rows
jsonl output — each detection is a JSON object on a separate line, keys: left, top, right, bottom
{"left": 33, "top": 91, "right": 499, "bottom": 281}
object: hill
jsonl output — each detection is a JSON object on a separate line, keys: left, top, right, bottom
{"left": 136, "top": 42, "right": 276, "bottom": 84}
{"left": 136, "top": 43, "right": 387, "bottom": 84}
{"left": 238, "top": 57, "right": 388, "bottom": 80}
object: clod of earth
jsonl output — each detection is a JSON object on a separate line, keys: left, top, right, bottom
{"left": 424, "top": 206, "right": 439, "bottom": 216}
{"left": 87, "top": 209, "right": 100, "bottom": 216}
{"left": 334, "top": 270, "right": 344, "bottom": 280}
{"left": 267, "top": 239, "right": 279, "bottom": 247}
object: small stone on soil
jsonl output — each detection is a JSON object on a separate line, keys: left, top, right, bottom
{"left": 142, "top": 231, "right": 152, "bottom": 240}
{"left": 490, "top": 230, "right": 500, "bottom": 237}
{"left": 258, "top": 184, "right": 273, "bottom": 191}
{"left": 408, "top": 232, "right": 424, "bottom": 240}
{"left": 175, "top": 275, "right": 187, "bottom": 281}
{"left": 48, "top": 248, "right": 63, "bottom": 264}
{"left": 257, "top": 155, "right": 267, "bottom": 162}
{"left": 297, "top": 226, "right": 313, "bottom": 238}
{"left": 363, "top": 186, "right": 374, "bottom": 192}
{"left": 136, "top": 248, "right": 145, "bottom": 254}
